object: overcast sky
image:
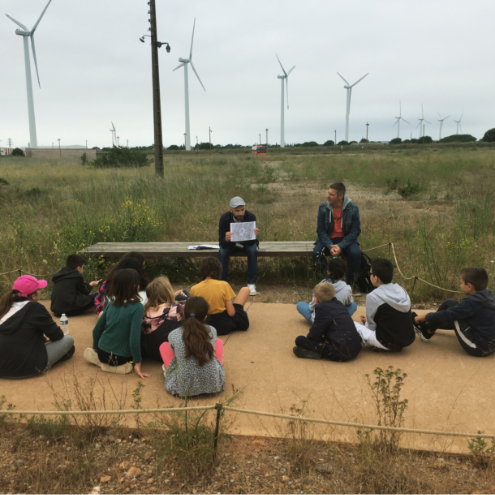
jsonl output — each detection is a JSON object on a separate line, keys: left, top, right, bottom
{"left": 1, "top": 0, "right": 494, "bottom": 148}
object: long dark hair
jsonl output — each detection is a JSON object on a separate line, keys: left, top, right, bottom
{"left": 0, "top": 291, "right": 32, "bottom": 321}
{"left": 104, "top": 252, "right": 150, "bottom": 290}
{"left": 327, "top": 258, "right": 347, "bottom": 283}
{"left": 182, "top": 297, "right": 214, "bottom": 367}
{"left": 106, "top": 268, "right": 141, "bottom": 307}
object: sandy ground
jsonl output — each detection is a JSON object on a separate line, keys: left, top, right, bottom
{"left": 2, "top": 300, "right": 494, "bottom": 454}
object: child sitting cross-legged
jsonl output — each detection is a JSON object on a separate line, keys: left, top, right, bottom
{"left": 355, "top": 258, "right": 415, "bottom": 352}
{"left": 297, "top": 257, "right": 357, "bottom": 325}
{"left": 160, "top": 296, "right": 225, "bottom": 397}
{"left": 413, "top": 267, "right": 495, "bottom": 357}
{"left": 293, "top": 282, "right": 362, "bottom": 361}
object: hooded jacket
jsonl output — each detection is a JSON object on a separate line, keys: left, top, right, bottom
{"left": 365, "top": 283, "right": 415, "bottom": 351}
{"left": 50, "top": 267, "right": 92, "bottom": 316}
{"left": 0, "top": 302, "right": 64, "bottom": 378}
{"left": 309, "top": 279, "right": 354, "bottom": 312}
{"left": 426, "top": 289, "right": 495, "bottom": 352}
{"left": 316, "top": 196, "right": 361, "bottom": 250}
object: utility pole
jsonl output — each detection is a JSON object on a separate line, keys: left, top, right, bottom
{"left": 265, "top": 128, "right": 268, "bottom": 152}
{"left": 259, "top": 133, "right": 261, "bottom": 145}
{"left": 366, "top": 122, "right": 369, "bottom": 141}
{"left": 58, "top": 138, "right": 61, "bottom": 157}
{"left": 86, "top": 140, "right": 88, "bottom": 149}
{"left": 127, "top": 139, "right": 129, "bottom": 147}
{"left": 196, "top": 136, "right": 198, "bottom": 154}
{"left": 149, "top": 0, "right": 164, "bottom": 177}
{"left": 209, "top": 127, "right": 212, "bottom": 155}
{"left": 334, "top": 130, "right": 336, "bottom": 145}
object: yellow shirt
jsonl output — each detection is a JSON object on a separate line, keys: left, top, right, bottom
{"left": 190, "top": 279, "right": 236, "bottom": 314}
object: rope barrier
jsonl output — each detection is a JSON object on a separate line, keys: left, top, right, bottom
{"left": 2, "top": 404, "right": 494, "bottom": 439}
{"left": 0, "top": 269, "right": 51, "bottom": 278}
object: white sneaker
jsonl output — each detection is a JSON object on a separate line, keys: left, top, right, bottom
{"left": 248, "top": 284, "right": 259, "bottom": 295}
{"left": 83, "top": 348, "right": 102, "bottom": 367}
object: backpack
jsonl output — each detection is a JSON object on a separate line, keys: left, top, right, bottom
{"left": 356, "top": 252, "right": 374, "bottom": 294}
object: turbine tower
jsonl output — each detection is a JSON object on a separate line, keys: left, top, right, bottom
{"left": 393, "top": 102, "right": 409, "bottom": 139}
{"left": 173, "top": 19, "right": 205, "bottom": 151}
{"left": 337, "top": 72, "right": 368, "bottom": 142}
{"left": 416, "top": 105, "right": 431, "bottom": 138}
{"left": 6, "top": 0, "right": 52, "bottom": 149}
{"left": 453, "top": 112, "right": 464, "bottom": 134}
{"left": 437, "top": 112, "right": 450, "bottom": 140}
{"left": 275, "top": 54, "right": 295, "bottom": 148}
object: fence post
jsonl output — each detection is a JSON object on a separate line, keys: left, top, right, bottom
{"left": 388, "top": 243, "right": 392, "bottom": 258}
{"left": 18, "top": 269, "right": 22, "bottom": 278}
{"left": 213, "top": 403, "right": 223, "bottom": 460}
{"left": 411, "top": 276, "right": 418, "bottom": 296}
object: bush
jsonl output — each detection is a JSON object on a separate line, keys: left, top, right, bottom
{"left": 418, "top": 136, "right": 433, "bottom": 144}
{"left": 91, "top": 147, "right": 150, "bottom": 168}
{"left": 12, "top": 147, "right": 25, "bottom": 157}
{"left": 167, "top": 144, "right": 180, "bottom": 150}
{"left": 300, "top": 141, "right": 319, "bottom": 147}
{"left": 0, "top": 177, "right": 8, "bottom": 185}
{"left": 440, "top": 134, "right": 477, "bottom": 143}
{"left": 337, "top": 140, "right": 349, "bottom": 146}
{"left": 360, "top": 138, "right": 369, "bottom": 143}
{"left": 482, "top": 128, "right": 495, "bottom": 142}
{"left": 323, "top": 140, "right": 335, "bottom": 146}
{"left": 389, "top": 138, "right": 402, "bottom": 145}
{"left": 398, "top": 179, "right": 423, "bottom": 197}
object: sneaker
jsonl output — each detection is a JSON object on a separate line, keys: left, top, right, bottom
{"left": 58, "top": 345, "right": 76, "bottom": 363}
{"left": 248, "top": 284, "right": 259, "bottom": 295}
{"left": 411, "top": 312, "right": 434, "bottom": 342}
{"left": 100, "top": 362, "right": 133, "bottom": 375}
{"left": 292, "top": 346, "right": 322, "bottom": 360}
{"left": 83, "top": 347, "right": 102, "bottom": 367}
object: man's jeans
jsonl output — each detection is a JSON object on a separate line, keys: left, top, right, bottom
{"left": 219, "top": 243, "right": 257, "bottom": 284}
{"left": 312, "top": 237, "right": 361, "bottom": 285}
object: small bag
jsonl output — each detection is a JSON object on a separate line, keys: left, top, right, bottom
{"left": 356, "top": 252, "right": 375, "bottom": 294}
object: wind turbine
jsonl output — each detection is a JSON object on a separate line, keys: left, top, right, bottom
{"left": 109, "top": 122, "right": 116, "bottom": 147}
{"left": 173, "top": 19, "right": 205, "bottom": 151}
{"left": 393, "top": 102, "right": 409, "bottom": 139}
{"left": 337, "top": 72, "right": 368, "bottom": 142}
{"left": 416, "top": 105, "right": 431, "bottom": 138}
{"left": 6, "top": 0, "right": 52, "bottom": 149}
{"left": 437, "top": 112, "right": 450, "bottom": 140}
{"left": 453, "top": 112, "right": 464, "bottom": 134}
{"left": 276, "top": 54, "right": 295, "bottom": 148}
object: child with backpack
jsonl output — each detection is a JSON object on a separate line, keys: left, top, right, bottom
{"left": 84, "top": 268, "right": 150, "bottom": 378}
{"left": 297, "top": 258, "right": 357, "bottom": 324}
{"left": 141, "top": 276, "right": 185, "bottom": 362}
{"left": 160, "top": 296, "right": 225, "bottom": 397}
{"left": 413, "top": 267, "right": 495, "bottom": 357}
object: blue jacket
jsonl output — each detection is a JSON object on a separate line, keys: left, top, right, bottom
{"left": 426, "top": 289, "right": 495, "bottom": 352}
{"left": 316, "top": 196, "right": 361, "bottom": 250}
{"left": 218, "top": 210, "right": 257, "bottom": 249}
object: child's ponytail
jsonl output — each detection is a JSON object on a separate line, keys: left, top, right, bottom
{"left": 182, "top": 297, "right": 214, "bottom": 367}
{"left": 0, "top": 291, "right": 17, "bottom": 321}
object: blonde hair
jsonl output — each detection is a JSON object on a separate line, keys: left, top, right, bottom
{"left": 144, "top": 276, "right": 175, "bottom": 314}
{"left": 313, "top": 282, "right": 336, "bottom": 302}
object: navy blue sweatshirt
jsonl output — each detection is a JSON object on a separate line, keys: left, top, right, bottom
{"left": 426, "top": 289, "right": 495, "bottom": 352}
{"left": 307, "top": 298, "right": 362, "bottom": 359}
{"left": 218, "top": 210, "right": 257, "bottom": 249}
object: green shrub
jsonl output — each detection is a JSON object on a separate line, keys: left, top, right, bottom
{"left": 91, "top": 147, "right": 150, "bottom": 168}
{"left": 323, "top": 140, "right": 335, "bottom": 146}
{"left": 389, "top": 138, "right": 402, "bottom": 145}
{"left": 0, "top": 177, "right": 8, "bottom": 185}
{"left": 482, "top": 128, "right": 495, "bottom": 143}
{"left": 398, "top": 179, "right": 423, "bottom": 197}
{"left": 12, "top": 147, "right": 25, "bottom": 157}
{"left": 27, "top": 414, "right": 70, "bottom": 438}
{"left": 440, "top": 134, "right": 477, "bottom": 143}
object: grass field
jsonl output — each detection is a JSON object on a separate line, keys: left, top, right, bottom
{"left": 1, "top": 145, "right": 494, "bottom": 301}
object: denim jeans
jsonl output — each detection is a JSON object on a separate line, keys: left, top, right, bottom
{"left": 297, "top": 300, "right": 358, "bottom": 325}
{"left": 219, "top": 242, "right": 257, "bottom": 284}
{"left": 312, "top": 237, "right": 361, "bottom": 285}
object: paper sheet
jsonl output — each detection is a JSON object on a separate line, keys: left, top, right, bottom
{"left": 187, "top": 245, "right": 220, "bottom": 250}
{"left": 230, "top": 221, "right": 256, "bottom": 242}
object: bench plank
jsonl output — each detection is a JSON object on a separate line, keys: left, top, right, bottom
{"left": 82, "top": 241, "right": 315, "bottom": 258}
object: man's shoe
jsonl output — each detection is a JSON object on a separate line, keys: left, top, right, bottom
{"left": 411, "top": 312, "right": 434, "bottom": 342}
{"left": 248, "top": 284, "right": 259, "bottom": 295}
{"left": 101, "top": 362, "right": 133, "bottom": 375}
{"left": 83, "top": 347, "right": 102, "bottom": 367}
{"left": 293, "top": 346, "right": 322, "bottom": 360}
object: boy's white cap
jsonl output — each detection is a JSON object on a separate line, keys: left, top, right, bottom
{"left": 229, "top": 196, "right": 245, "bottom": 208}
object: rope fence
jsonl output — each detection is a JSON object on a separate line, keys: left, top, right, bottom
{"left": 2, "top": 403, "right": 494, "bottom": 440}
{"left": 0, "top": 268, "right": 51, "bottom": 278}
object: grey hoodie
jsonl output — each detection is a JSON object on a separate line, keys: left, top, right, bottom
{"left": 365, "top": 283, "right": 411, "bottom": 331}
{"left": 309, "top": 279, "right": 354, "bottom": 313}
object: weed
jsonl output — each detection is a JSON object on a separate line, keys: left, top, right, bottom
{"left": 0, "top": 395, "right": 15, "bottom": 427}
{"left": 398, "top": 179, "right": 423, "bottom": 198}
{"left": 27, "top": 412, "right": 70, "bottom": 438}
{"left": 0, "top": 177, "right": 9, "bottom": 185}
{"left": 468, "top": 430, "right": 495, "bottom": 467}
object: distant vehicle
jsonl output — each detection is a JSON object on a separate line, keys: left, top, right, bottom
{"left": 251, "top": 145, "right": 266, "bottom": 155}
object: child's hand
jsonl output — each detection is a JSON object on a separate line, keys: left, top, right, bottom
{"left": 360, "top": 316, "right": 366, "bottom": 324}
{"left": 415, "top": 314, "right": 426, "bottom": 324}
{"left": 89, "top": 281, "right": 98, "bottom": 287}
{"left": 133, "top": 363, "right": 150, "bottom": 379}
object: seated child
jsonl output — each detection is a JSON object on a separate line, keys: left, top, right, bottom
{"left": 355, "top": 258, "right": 415, "bottom": 352}
{"left": 84, "top": 268, "right": 150, "bottom": 378}
{"left": 141, "top": 276, "right": 185, "bottom": 362}
{"left": 0, "top": 275, "right": 75, "bottom": 379}
{"left": 293, "top": 282, "right": 362, "bottom": 361}
{"left": 51, "top": 254, "right": 98, "bottom": 317}
{"left": 297, "top": 258, "right": 357, "bottom": 324}
{"left": 160, "top": 296, "right": 225, "bottom": 397}
{"left": 413, "top": 267, "right": 495, "bottom": 357}
{"left": 190, "top": 257, "right": 250, "bottom": 336}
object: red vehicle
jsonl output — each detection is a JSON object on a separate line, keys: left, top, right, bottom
{"left": 251, "top": 145, "right": 266, "bottom": 155}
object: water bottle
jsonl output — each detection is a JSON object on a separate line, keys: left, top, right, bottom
{"left": 60, "top": 314, "right": 69, "bottom": 335}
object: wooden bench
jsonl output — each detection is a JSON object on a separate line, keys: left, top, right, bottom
{"left": 83, "top": 241, "right": 316, "bottom": 258}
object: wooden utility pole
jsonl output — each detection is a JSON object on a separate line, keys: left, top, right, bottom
{"left": 209, "top": 127, "right": 212, "bottom": 155}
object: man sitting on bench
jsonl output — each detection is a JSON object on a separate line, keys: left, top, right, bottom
{"left": 218, "top": 196, "right": 260, "bottom": 295}
{"left": 312, "top": 182, "right": 361, "bottom": 289}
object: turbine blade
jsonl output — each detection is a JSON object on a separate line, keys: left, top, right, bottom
{"left": 189, "top": 18, "right": 196, "bottom": 60}
{"left": 393, "top": 120, "right": 398, "bottom": 127}
{"left": 288, "top": 65, "right": 296, "bottom": 76}
{"left": 425, "top": 120, "right": 432, "bottom": 125}
{"left": 421, "top": 104, "right": 425, "bottom": 118}
{"left": 190, "top": 61, "right": 205, "bottom": 91}
{"left": 31, "top": 36, "right": 41, "bottom": 88}
{"left": 350, "top": 73, "right": 369, "bottom": 87}
{"left": 337, "top": 72, "right": 350, "bottom": 85}
{"left": 111, "top": 122, "right": 115, "bottom": 131}
{"left": 437, "top": 111, "right": 442, "bottom": 118}
{"left": 276, "top": 54, "right": 287, "bottom": 76}
{"left": 399, "top": 101, "right": 402, "bottom": 117}
{"left": 445, "top": 115, "right": 450, "bottom": 120}
{"left": 460, "top": 111, "right": 464, "bottom": 121}
{"left": 31, "top": 0, "right": 52, "bottom": 34}
{"left": 5, "top": 14, "right": 28, "bottom": 31}
{"left": 173, "top": 63, "right": 185, "bottom": 71}
{"left": 402, "top": 118, "right": 409, "bottom": 124}
{"left": 415, "top": 122, "right": 421, "bottom": 128}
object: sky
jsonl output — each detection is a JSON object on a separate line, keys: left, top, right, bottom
{"left": 1, "top": 0, "right": 494, "bottom": 149}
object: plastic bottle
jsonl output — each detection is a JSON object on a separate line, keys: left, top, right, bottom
{"left": 60, "top": 314, "right": 69, "bottom": 335}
